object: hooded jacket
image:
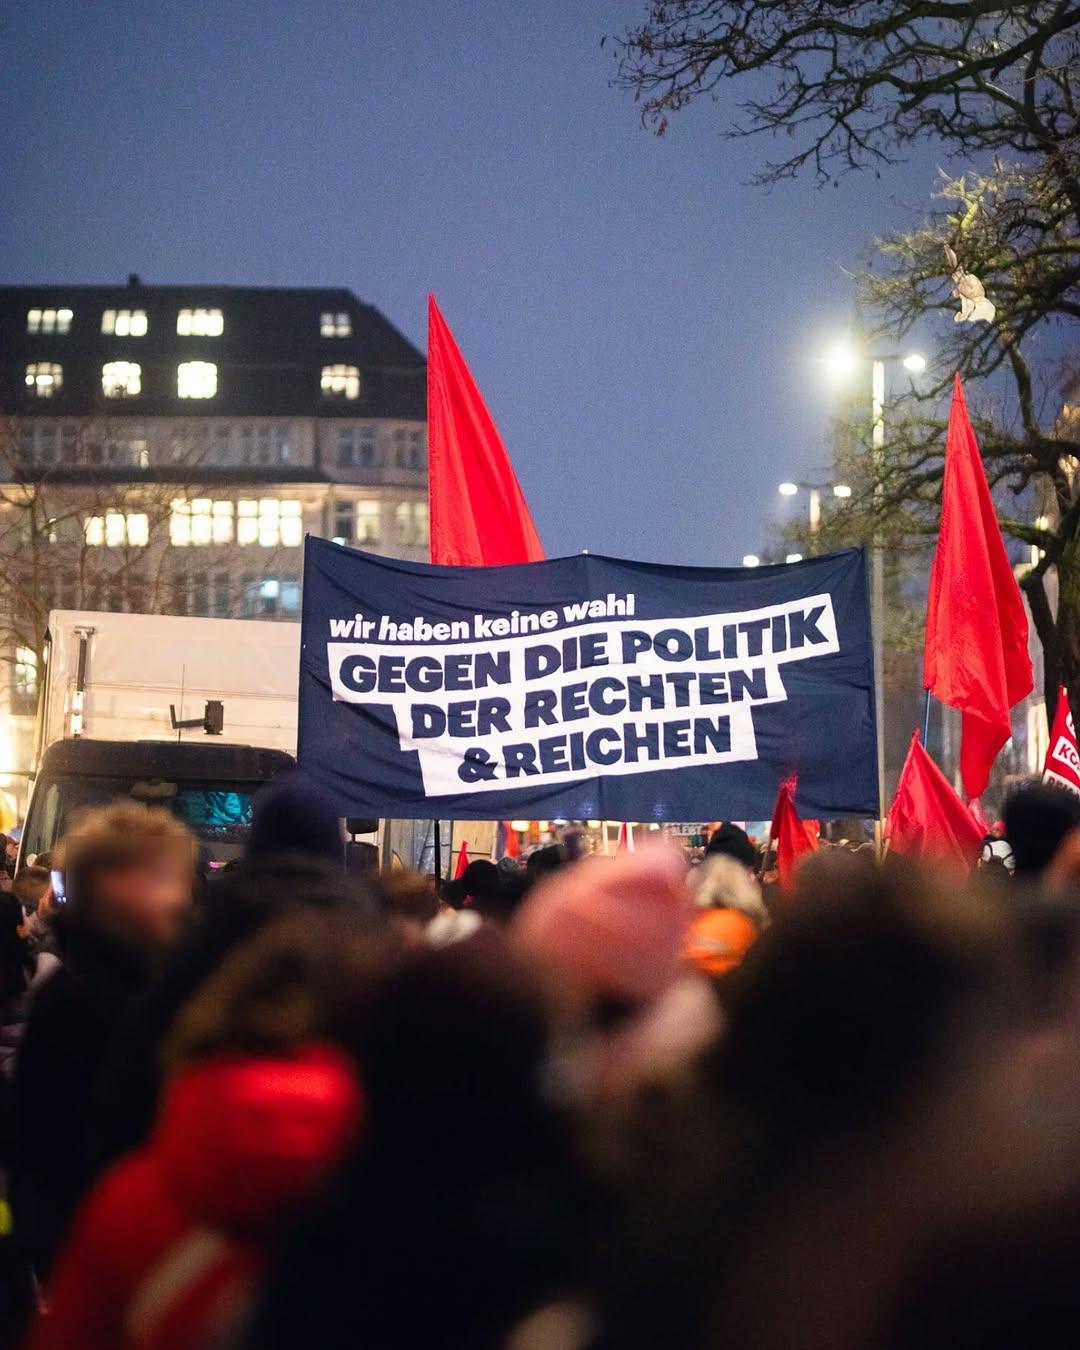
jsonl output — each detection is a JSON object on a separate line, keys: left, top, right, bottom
{"left": 30, "top": 1045, "right": 361, "bottom": 1350}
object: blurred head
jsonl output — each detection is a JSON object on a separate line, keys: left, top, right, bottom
{"left": 12, "top": 864, "right": 50, "bottom": 915}
{"left": 58, "top": 802, "right": 196, "bottom": 951}
{"left": 378, "top": 869, "right": 441, "bottom": 942}
{"left": 247, "top": 772, "right": 345, "bottom": 866}
{"left": 513, "top": 845, "right": 689, "bottom": 1020}
{"left": 706, "top": 822, "right": 757, "bottom": 870}
{"left": 164, "top": 910, "right": 399, "bottom": 1076}
{"left": 1004, "top": 781, "right": 1080, "bottom": 879}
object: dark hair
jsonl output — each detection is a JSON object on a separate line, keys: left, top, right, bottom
{"left": 13, "top": 865, "right": 50, "bottom": 914}
{"left": 0, "top": 892, "right": 32, "bottom": 1003}
{"left": 1004, "top": 781, "right": 1080, "bottom": 877}
{"left": 706, "top": 822, "right": 757, "bottom": 869}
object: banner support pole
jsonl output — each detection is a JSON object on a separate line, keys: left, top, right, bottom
{"left": 922, "top": 690, "right": 932, "bottom": 745}
{"left": 433, "top": 820, "right": 441, "bottom": 879}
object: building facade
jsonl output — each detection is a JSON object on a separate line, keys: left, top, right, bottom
{"left": 0, "top": 278, "right": 428, "bottom": 803}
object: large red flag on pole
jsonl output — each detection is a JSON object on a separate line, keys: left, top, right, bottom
{"left": 768, "top": 777, "right": 819, "bottom": 892}
{"left": 427, "top": 295, "right": 544, "bottom": 567}
{"left": 923, "top": 374, "right": 1032, "bottom": 799}
{"left": 1043, "top": 687, "right": 1080, "bottom": 797}
{"left": 886, "top": 731, "right": 983, "bottom": 868}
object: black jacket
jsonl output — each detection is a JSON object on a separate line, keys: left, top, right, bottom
{"left": 11, "top": 919, "right": 150, "bottom": 1277}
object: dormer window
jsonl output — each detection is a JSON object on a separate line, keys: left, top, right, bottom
{"left": 320, "top": 311, "right": 351, "bottom": 337}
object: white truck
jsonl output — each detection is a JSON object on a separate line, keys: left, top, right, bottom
{"left": 20, "top": 611, "right": 301, "bottom": 866}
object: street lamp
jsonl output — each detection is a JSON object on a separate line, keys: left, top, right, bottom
{"left": 817, "top": 339, "right": 927, "bottom": 828}
{"left": 777, "top": 480, "right": 851, "bottom": 536}
{"left": 742, "top": 554, "right": 761, "bottom": 568}
{"left": 785, "top": 553, "right": 803, "bottom": 564}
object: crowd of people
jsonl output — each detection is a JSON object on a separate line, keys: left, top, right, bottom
{"left": 2, "top": 776, "right": 1080, "bottom": 1348}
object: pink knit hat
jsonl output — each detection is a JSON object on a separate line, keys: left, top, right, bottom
{"left": 512, "top": 845, "right": 689, "bottom": 1008}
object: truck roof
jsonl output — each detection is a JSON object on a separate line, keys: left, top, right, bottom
{"left": 37, "top": 738, "right": 294, "bottom": 782}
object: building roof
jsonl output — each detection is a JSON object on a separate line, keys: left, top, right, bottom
{"left": 0, "top": 279, "right": 426, "bottom": 420}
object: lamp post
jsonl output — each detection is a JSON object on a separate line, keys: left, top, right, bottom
{"left": 822, "top": 342, "right": 926, "bottom": 828}
{"left": 777, "top": 480, "right": 852, "bottom": 542}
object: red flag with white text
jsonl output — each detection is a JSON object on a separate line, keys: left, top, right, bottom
{"left": 1043, "top": 688, "right": 1080, "bottom": 797}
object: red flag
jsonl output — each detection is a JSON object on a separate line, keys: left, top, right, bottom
{"left": 616, "top": 822, "right": 635, "bottom": 853}
{"left": 886, "top": 731, "right": 983, "bottom": 868}
{"left": 924, "top": 375, "right": 1033, "bottom": 799}
{"left": 427, "top": 295, "right": 544, "bottom": 567}
{"left": 1043, "top": 688, "right": 1080, "bottom": 797}
{"left": 454, "top": 840, "right": 469, "bottom": 878}
{"left": 768, "top": 777, "right": 819, "bottom": 891}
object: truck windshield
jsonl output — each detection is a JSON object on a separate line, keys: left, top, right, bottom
{"left": 23, "top": 775, "right": 260, "bottom": 866}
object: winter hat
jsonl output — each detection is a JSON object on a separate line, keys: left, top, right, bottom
{"left": 512, "top": 845, "right": 689, "bottom": 1008}
{"left": 247, "top": 773, "right": 344, "bottom": 864}
{"left": 705, "top": 822, "right": 757, "bottom": 869}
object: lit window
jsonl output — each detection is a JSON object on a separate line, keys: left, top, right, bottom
{"left": 396, "top": 500, "right": 430, "bottom": 546}
{"left": 237, "top": 498, "right": 303, "bottom": 547}
{"left": 84, "top": 512, "right": 148, "bottom": 547}
{"left": 357, "top": 500, "right": 380, "bottom": 544}
{"left": 170, "top": 499, "right": 235, "bottom": 546}
{"left": 321, "top": 364, "right": 360, "bottom": 399}
{"left": 101, "top": 309, "right": 148, "bottom": 336}
{"left": 320, "top": 311, "right": 351, "bottom": 337}
{"left": 27, "top": 308, "right": 73, "bottom": 335}
{"left": 177, "top": 307, "right": 224, "bottom": 336}
{"left": 14, "top": 646, "right": 38, "bottom": 704}
{"left": 25, "top": 363, "right": 63, "bottom": 398}
{"left": 102, "top": 361, "right": 142, "bottom": 398}
{"left": 177, "top": 361, "right": 217, "bottom": 399}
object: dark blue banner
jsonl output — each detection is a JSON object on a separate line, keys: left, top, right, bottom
{"left": 298, "top": 537, "right": 878, "bottom": 821}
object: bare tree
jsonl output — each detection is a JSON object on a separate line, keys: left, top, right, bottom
{"left": 614, "top": 1, "right": 1080, "bottom": 727}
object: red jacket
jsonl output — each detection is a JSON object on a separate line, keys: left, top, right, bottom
{"left": 29, "top": 1046, "right": 362, "bottom": 1350}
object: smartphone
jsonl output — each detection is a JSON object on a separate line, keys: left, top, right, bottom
{"left": 50, "top": 869, "right": 67, "bottom": 904}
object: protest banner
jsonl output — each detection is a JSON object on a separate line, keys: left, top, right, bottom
{"left": 298, "top": 537, "right": 878, "bottom": 821}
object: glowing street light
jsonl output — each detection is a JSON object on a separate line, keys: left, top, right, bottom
{"left": 742, "top": 554, "right": 761, "bottom": 568}
{"left": 778, "top": 481, "right": 799, "bottom": 496}
{"left": 785, "top": 553, "right": 803, "bottom": 564}
{"left": 902, "top": 352, "right": 927, "bottom": 374}
{"left": 832, "top": 483, "right": 852, "bottom": 498}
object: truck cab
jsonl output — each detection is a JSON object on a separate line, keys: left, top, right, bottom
{"left": 21, "top": 738, "right": 294, "bottom": 867}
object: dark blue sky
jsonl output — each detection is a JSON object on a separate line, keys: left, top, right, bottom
{"left": 1, "top": 0, "right": 943, "bottom": 564}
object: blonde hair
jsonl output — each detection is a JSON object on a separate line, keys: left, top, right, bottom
{"left": 57, "top": 801, "right": 196, "bottom": 910}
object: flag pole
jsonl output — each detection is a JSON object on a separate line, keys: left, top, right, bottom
{"left": 433, "top": 820, "right": 441, "bottom": 879}
{"left": 922, "top": 690, "right": 932, "bottom": 745}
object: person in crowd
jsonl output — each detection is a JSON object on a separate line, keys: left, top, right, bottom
{"left": 12, "top": 870, "right": 58, "bottom": 973}
{"left": 243, "top": 926, "right": 582, "bottom": 1350}
{"left": 683, "top": 853, "right": 769, "bottom": 980}
{"left": 29, "top": 910, "right": 392, "bottom": 1350}
{"left": 513, "top": 845, "right": 719, "bottom": 1103}
{"left": 1003, "top": 780, "right": 1080, "bottom": 881}
{"left": 590, "top": 858, "right": 1047, "bottom": 1350}
{"left": 11, "top": 803, "right": 196, "bottom": 1279}
{"left": 87, "top": 772, "right": 379, "bottom": 1174}
{"left": 377, "top": 869, "right": 441, "bottom": 944}
{"left": 704, "top": 821, "right": 757, "bottom": 870}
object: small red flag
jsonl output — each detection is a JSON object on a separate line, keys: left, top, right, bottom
{"left": 454, "top": 840, "right": 470, "bottom": 878}
{"left": 924, "top": 375, "right": 1033, "bottom": 799}
{"left": 1043, "top": 688, "right": 1080, "bottom": 797}
{"left": 427, "top": 295, "right": 544, "bottom": 567}
{"left": 616, "top": 822, "right": 635, "bottom": 853}
{"left": 768, "top": 777, "right": 819, "bottom": 891}
{"left": 886, "top": 731, "right": 983, "bottom": 868}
